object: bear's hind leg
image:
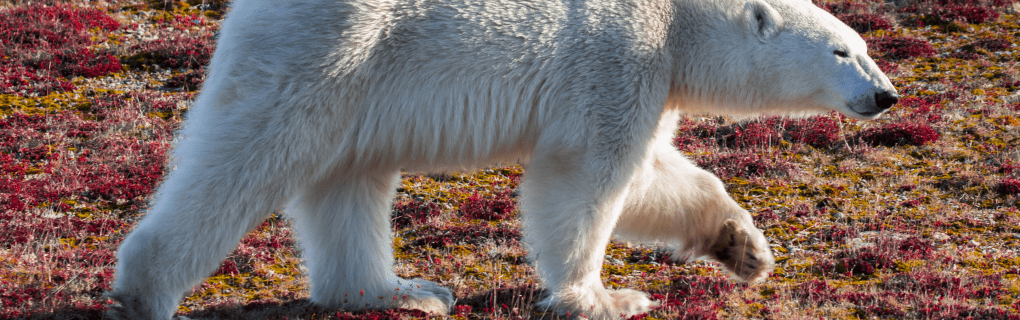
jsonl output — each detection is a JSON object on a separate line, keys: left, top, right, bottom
{"left": 613, "top": 141, "right": 775, "bottom": 283}
{"left": 287, "top": 169, "right": 453, "bottom": 315}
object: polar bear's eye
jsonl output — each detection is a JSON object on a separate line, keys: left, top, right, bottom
{"left": 834, "top": 50, "right": 849, "bottom": 58}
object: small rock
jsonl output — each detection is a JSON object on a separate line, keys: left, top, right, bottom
{"left": 969, "top": 240, "right": 980, "bottom": 246}
{"left": 850, "top": 238, "right": 874, "bottom": 250}
{"left": 932, "top": 232, "right": 950, "bottom": 241}
{"left": 831, "top": 211, "right": 844, "bottom": 219}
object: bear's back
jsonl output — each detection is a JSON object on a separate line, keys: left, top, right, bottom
{"left": 200, "top": 0, "right": 674, "bottom": 171}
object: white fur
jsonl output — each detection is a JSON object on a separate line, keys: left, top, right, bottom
{"left": 108, "top": 0, "right": 895, "bottom": 319}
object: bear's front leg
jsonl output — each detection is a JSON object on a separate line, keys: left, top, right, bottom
{"left": 521, "top": 145, "right": 656, "bottom": 319}
{"left": 612, "top": 127, "right": 774, "bottom": 283}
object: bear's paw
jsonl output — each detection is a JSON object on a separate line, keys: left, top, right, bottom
{"left": 607, "top": 288, "right": 657, "bottom": 316}
{"left": 536, "top": 286, "right": 656, "bottom": 319}
{"left": 325, "top": 278, "right": 454, "bottom": 315}
{"left": 105, "top": 290, "right": 162, "bottom": 320}
{"left": 386, "top": 278, "right": 455, "bottom": 315}
{"left": 709, "top": 219, "right": 775, "bottom": 283}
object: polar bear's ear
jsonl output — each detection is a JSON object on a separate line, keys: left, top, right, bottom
{"left": 744, "top": 0, "right": 784, "bottom": 41}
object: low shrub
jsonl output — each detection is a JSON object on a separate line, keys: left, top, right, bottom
{"left": 997, "top": 178, "right": 1020, "bottom": 195}
{"left": 867, "top": 37, "right": 937, "bottom": 60}
{"left": 414, "top": 225, "right": 520, "bottom": 248}
{"left": 933, "top": 5, "right": 999, "bottom": 24}
{"left": 122, "top": 33, "right": 214, "bottom": 70}
{"left": 972, "top": 38, "right": 1013, "bottom": 51}
{"left": 727, "top": 122, "right": 781, "bottom": 149}
{"left": 784, "top": 115, "right": 843, "bottom": 148}
{"left": 820, "top": 250, "right": 896, "bottom": 276}
{"left": 391, "top": 200, "right": 443, "bottom": 229}
{"left": 458, "top": 192, "right": 516, "bottom": 221}
{"left": 696, "top": 151, "right": 796, "bottom": 179}
{"left": 164, "top": 69, "right": 205, "bottom": 91}
{"left": 838, "top": 13, "right": 894, "bottom": 33}
{"left": 854, "top": 122, "right": 939, "bottom": 147}
{"left": 0, "top": 5, "right": 121, "bottom": 95}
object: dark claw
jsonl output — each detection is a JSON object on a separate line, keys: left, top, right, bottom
{"left": 744, "top": 261, "right": 760, "bottom": 271}
{"left": 714, "top": 247, "right": 732, "bottom": 262}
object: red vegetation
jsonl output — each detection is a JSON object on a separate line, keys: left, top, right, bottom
{"left": 899, "top": 95, "right": 946, "bottom": 122}
{"left": 144, "top": 0, "right": 231, "bottom": 12}
{"left": 897, "top": 236, "right": 935, "bottom": 256}
{"left": 0, "top": 5, "right": 121, "bottom": 95}
{"left": 0, "top": 5, "right": 119, "bottom": 44}
{"left": 672, "top": 119, "right": 718, "bottom": 152}
{"left": 874, "top": 59, "right": 899, "bottom": 73}
{"left": 784, "top": 116, "right": 842, "bottom": 148}
{"left": 997, "top": 178, "right": 1020, "bottom": 195}
{"left": 867, "top": 37, "right": 937, "bottom": 60}
{"left": 391, "top": 200, "right": 443, "bottom": 228}
{"left": 949, "top": 51, "right": 983, "bottom": 60}
{"left": 932, "top": 5, "right": 1000, "bottom": 24}
{"left": 677, "top": 115, "right": 842, "bottom": 151}
{"left": 838, "top": 13, "right": 894, "bottom": 33}
{"left": 458, "top": 192, "right": 516, "bottom": 221}
{"left": 817, "top": 225, "right": 860, "bottom": 242}
{"left": 727, "top": 122, "right": 781, "bottom": 149}
{"left": 795, "top": 272, "right": 1017, "bottom": 320}
{"left": 0, "top": 110, "right": 165, "bottom": 209}
{"left": 414, "top": 224, "right": 521, "bottom": 248}
{"left": 465, "top": 284, "right": 541, "bottom": 317}
{"left": 212, "top": 220, "right": 295, "bottom": 276}
{"left": 816, "top": 1, "right": 869, "bottom": 15}
{"left": 820, "top": 249, "right": 896, "bottom": 276}
{"left": 164, "top": 68, "right": 205, "bottom": 90}
{"left": 915, "top": 302, "right": 1018, "bottom": 320}
{"left": 854, "top": 122, "right": 940, "bottom": 146}
{"left": 1004, "top": 80, "right": 1020, "bottom": 91}
{"left": 34, "top": 48, "right": 122, "bottom": 78}
{"left": 973, "top": 38, "right": 1014, "bottom": 51}
{"left": 0, "top": 84, "right": 190, "bottom": 317}
{"left": 923, "top": 0, "right": 1015, "bottom": 5}
{"left": 696, "top": 151, "right": 796, "bottom": 179}
{"left": 791, "top": 279, "right": 832, "bottom": 301}
{"left": 648, "top": 275, "right": 736, "bottom": 320}
{"left": 122, "top": 33, "right": 215, "bottom": 70}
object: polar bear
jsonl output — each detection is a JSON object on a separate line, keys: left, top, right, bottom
{"left": 107, "top": 0, "right": 897, "bottom": 318}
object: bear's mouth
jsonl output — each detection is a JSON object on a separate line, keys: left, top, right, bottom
{"left": 843, "top": 100, "right": 889, "bottom": 120}
{"left": 841, "top": 108, "right": 885, "bottom": 120}
{"left": 856, "top": 110, "right": 884, "bottom": 117}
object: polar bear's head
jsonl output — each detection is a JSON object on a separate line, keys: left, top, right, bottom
{"left": 746, "top": 0, "right": 898, "bottom": 119}
{"left": 677, "top": 0, "right": 899, "bottom": 120}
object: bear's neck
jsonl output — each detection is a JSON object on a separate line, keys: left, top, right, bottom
{"left": 665, "top": 0, "right": 774, "bottom": 117}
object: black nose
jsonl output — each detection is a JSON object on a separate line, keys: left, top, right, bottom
{"left": 875, "top": 91, "right": 899, "bottom": 111}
